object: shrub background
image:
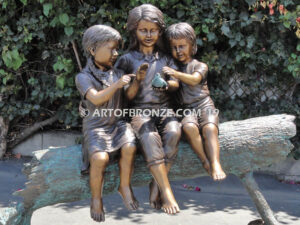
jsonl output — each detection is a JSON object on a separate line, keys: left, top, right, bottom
{"left": 0, "top": 0, "right": 299, "bottom": 157}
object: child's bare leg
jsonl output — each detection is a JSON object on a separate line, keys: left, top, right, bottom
{"left": 90, "top": 152, "right": 109, "bottom": 222}
{"left": 118, "top": 143, "right": 139, "bottom": 210}
{"left": 149, "top": 162, "right": 172, "bottom": 210}
{"left": 202, "top": 123, "right": 226, "bottom": 181}
{"left": 149, "top": 178, "right": 161, "bottom": 209}
{"left": 149, "top": 163, "right": 180, "bottom": 214}
{"left": 150, "top": 120, "right": 181, "bottom": 210}
{"left": 183, "top": 123, "right": 211, "bottom": 174}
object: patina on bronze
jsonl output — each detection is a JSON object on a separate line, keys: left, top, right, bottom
{"left": 75, "top": 24, "right": 139, "bottom": 222}
{"left": 163, "top": 22, "right": 226, "bottom": 181}
{"left": 115, "top": 4, "right": 181, "bottom": 214}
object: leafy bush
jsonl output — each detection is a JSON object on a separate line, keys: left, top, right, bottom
{"left": 0, "top": 0, "right": 299, "bottom": 156}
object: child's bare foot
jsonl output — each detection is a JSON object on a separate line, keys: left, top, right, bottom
{"left": 90, "top": 198, "right": 105, "bottom": 222}
{"left": 161, "top": 190, "right": 180, "bottom": 214}
{"left": 211, "top": 161, "right": 226, "bottom": 181}
{"left": 149, "top": 180, "right": 162, "bottom": 210}
{"left": 118, "top": 186, "right": 139, "bottom": 210}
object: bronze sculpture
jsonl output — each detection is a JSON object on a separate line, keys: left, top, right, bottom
{"left": 115, "top": 4, "right": 181, "bottom": 214}
{"left": 163, "top": 22, "right": 226, "bottom": 180}
{"left": 75, "top": 25, "right": 139, "bottom": 222}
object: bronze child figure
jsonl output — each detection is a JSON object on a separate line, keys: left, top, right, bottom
{"left": 75, "top": 25, "right": 138, "bottom": 222}
{"left": 115, "top": 4, "right": 181, "bottom": 214}
{"left": 163, "top": 22, "right": 226, "bottom": 181}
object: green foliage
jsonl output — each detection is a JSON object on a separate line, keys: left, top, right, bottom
{"left": 0, "top": 0, "right": 299, "bottom": 156}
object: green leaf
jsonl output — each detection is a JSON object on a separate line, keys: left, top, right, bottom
{"left": 202, "top": 24, "right": 209, "bottom": 34}
{"left": 56, "top": 75, "right": 65, "bottom": 89}
{"left": 207, "top": 32, "right": 216, "bottom": 41}
{"left": 59, "top": 13, "right": 69, "bottom": 25}
{"left": 13, "top": 55, "right": 23, "bottom": 70}
{"left": 64, "top": 27, "right": 73, "bottom": 36}
{"left": 53, "top": 60, "right": 64, "bottom": 72}
{"left": 196, "top": 38, "right": 203, "bottom": 46}
{"left": 43, "top": 3, "right": 52, "bottom": 17}
{"left": 11, "top": 49, "right": 19, "bottom": 58}
{"left": 221, "top": 24, "right": 231, "bottom": 37}
{"left": 291, "top": 53, "right": 297, "bottom": 59}
{"left": 229, "top": 39, "right": 237, "bottom": 47}
{"left": 239, "top": 12, "right": 248, "bottom": 21}
{"left": 283, "top": 21, "right": 291, "bottom": 29}
{"left": 176, "top": 10, "right": 185, "bottom": 18}
{"left": 50, "top": 17, "right": 59, "bottom": 27}
{"left": 235, "top": 32, "right": 242, "bottom": 41}
{"left": 2, "top": 49, "right": 25, "bottom": 70}
{"left": 236, "top": 54, "right": 242, "bottom": 62}
{"left": 297, "top": 44, "right": 300, "bottom": 51}
{"left": 247, "top": 36, "right": 255, "bottom": 49}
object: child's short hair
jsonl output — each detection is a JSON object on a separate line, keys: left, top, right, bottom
{"left": 166, "top": 22, "right": 197, "bottom": 56}
{"left": 127, "top": 4, "right": 166, "bottom": 51}
{"left": 82, "top": 25, "right": 122, "bottom": 57}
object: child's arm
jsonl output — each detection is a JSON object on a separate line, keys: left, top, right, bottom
{"left": 86, "top": 74, "right": 134, "bottom": 106}
{"left": 163, "top": 63, "right": 208, "bottom": 87}
{"left": 166, "top": 80, "right": 179, "bottom": 92}
{"left": 125, "top": 63, "right": 148, "bottom": 100}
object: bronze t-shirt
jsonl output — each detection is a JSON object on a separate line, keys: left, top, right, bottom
{"left": 178, "top": 59, "right": 210, "bottom": 107}
{"left": 115, "top": 51, "right": 178, "bottom": 109}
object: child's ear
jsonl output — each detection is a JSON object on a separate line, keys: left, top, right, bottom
{"left": 158, "top": 29, "right": 162, "bottom": 36}
{"left": 89, "top": 47, "right": 95, "bottom": 56}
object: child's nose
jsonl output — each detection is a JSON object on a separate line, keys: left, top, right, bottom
{"left": 113, "top": 49, "right": 118, "bottom": 56}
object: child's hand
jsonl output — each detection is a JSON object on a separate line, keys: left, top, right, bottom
{"left": 117, "top": 74, "right": 135, "bottom": 88}
{"left": 163, "top": 66, "right": 178, "bottom": 78}
{"left": 136, "top": 63, "right": 149, "bottom": 81}
{"left": 153, "top": 86, "right": 169, "bottom": 92}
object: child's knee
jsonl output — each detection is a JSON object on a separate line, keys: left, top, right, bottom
{"left": 202, "top": 123, "right": 218, "bottom": 139}
{"left": 90, "top": 152, "right": 109, "bottom": 167}
{"left": 183, "top": 123, "right": 199, "bottom": 136}
{"left": 121, "top": 143, "right": 137, "bottom": 156}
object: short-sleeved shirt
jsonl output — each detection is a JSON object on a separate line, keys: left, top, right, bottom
{"left": 76, "top": 59, "right": 124, "bottom": 128}
{"left": 115, "top": 50, "right": 178, "bottom": 109}
{"left": 177, "top": 59, "right": 210, "bottom": 108}
{"left": 75, "top": 58, "right": 135, "bottom": 172}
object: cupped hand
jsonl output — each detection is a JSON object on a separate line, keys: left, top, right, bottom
{"left": 117, "top": 74, "right": 135, "bottom": 88}
{"left": 152, "top": 86, "right": 169, "bottom": 92}
{"left": 162, "top": 66, "right": 177, "bottom": 77}
{"left": 137, "top": 63, "right": 149, "bottom": 81}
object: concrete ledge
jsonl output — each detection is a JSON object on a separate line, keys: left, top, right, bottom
{"left": 12, "top": 131, "right": 81, "bottom": 157}
{"left": 260, "top": 157, "right": 300, "bottom": 182}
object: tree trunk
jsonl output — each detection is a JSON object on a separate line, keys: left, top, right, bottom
{"left": 0, "top": 114, "right": 296, "bottom": 225}
{"left": 0, "top": 116, "right": 9, "bottom": 158}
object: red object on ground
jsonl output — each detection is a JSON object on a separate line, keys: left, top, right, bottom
{"left": 195, "top": 186, "right": 201, "bottom": 192}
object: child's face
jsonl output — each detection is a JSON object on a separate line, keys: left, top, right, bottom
{"left": 91, "top": 40, "right": 119, "bottom": 70}
{"left": 136, "top": 20, "right": 160, "bottom": 48}
{"left": 170, "top": 38, "right": 192, "bottom": 64}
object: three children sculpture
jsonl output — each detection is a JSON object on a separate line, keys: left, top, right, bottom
{"left": 75, "top": 4, "right": 226, "bottom": 222}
